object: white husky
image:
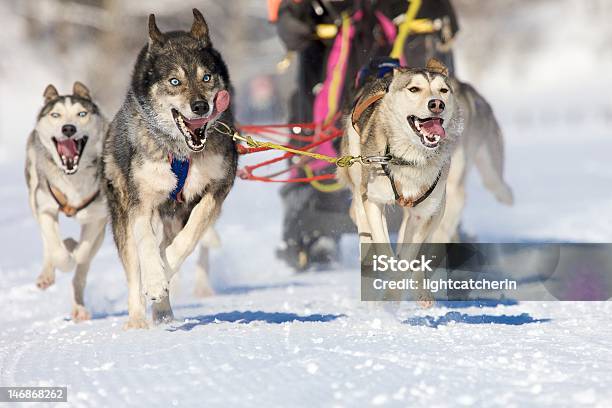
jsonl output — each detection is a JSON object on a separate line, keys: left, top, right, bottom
{"left": 25, "top": 82, "right": 107, "bottom": 321}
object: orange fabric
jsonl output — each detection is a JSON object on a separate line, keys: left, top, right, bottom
{"left": 351, "top": 93, "right": 385, "bottom": 129}
{"left": 267, "top": 0, "right": 282, "bottom": 22}
{"left": 47, "top": 182, "right": 100, "bottom": 217}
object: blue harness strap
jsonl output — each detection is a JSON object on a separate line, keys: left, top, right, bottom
{"left": 355, "top": 57, "right": 400, "bottom": 89}
{"left": 169, "top": 155, "right": 190, "bottom": 202}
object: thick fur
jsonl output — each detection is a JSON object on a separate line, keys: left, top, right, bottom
{"left": 430, "top": 80, "right": 513, "bottom": 242}
{"left": 25, "top": 82, "right": 108, "bottom": 321}
{"left": 102, "top": 9, "right": 237, "bottom": 329}
{"left": 338, "top": 63, "right": 461, "bottom": 304}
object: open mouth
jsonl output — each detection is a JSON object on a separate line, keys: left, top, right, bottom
{"left": 172, "top": 109, "right": 210, "bottom": 152}
{"left": 407, "top": 116, "right": 446, "bottom": 149}
{"left": 52, "top": 136, "right": 88, "bottom": 174}
{"left": 171, "top": 90, "right": 231, "bottom": 152}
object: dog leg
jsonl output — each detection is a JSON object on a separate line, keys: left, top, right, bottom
{"left": 399, "top": 207, "right": 445, "bottom": 308}
{"left": 36, "top": 257, "right": 55, "bottom": 290}
{"left": 475, "top": 142, "right": 514, "bottom": 205}
{"left": 133, "top": 210, "right": 169, "bottom": 303}
{"left": 72, "top": 219, "right": 106, "bottom": 265}
{"left": 152, "top": 296, "right": 174, "bottom": 324}
{"left": 120, "top": 229, "right": 148, "bottom": 330}
{"left": 38, "top": 212, "right": 74, "bottom": 273}
{"left": 194, "top": 245, "right": 214, "bottom": 298}
{"left": 363, "top": 199, "right": 389, "bottom": 243}
{"left": 71, "top": 220, "right": 106, "bottom": 322}
{"left": 351, "top": 197, "right": 373, "bottom": 259}
{"left": 165, "top": 194, "right": 217, "bottom": 278}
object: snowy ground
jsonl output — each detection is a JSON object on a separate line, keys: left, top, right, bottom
{"left": 2, "top": 1, "right": 612, "bottom": 407}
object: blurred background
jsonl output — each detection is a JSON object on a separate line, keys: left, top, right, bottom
{"left": 0, "top": 0, "right": 611, "bottom": 297}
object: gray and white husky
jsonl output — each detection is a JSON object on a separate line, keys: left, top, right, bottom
{"left": 339, "top": 59, "right": 460, "bottom": 247}
{"left": 102, "top": 9, "right": 237, "bottom": 329}
{"left": 25, "top": 82, "right": 108, "bottom": 321}
{"left": 338, "top": 59, "right": 460, "bottom": 304}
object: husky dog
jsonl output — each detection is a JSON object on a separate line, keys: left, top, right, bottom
{"left": 102, "top": 9, "right": 237, "bottom": 329}
{"left": 430, "top": 80, "right": 513, "bottom": 242}
{"left": 25, "top": 82, "right": 107, "bottom": 321}
{"left": 338, "top": 59, "right": 460, "bottom": 303}
{"left": 339, "top": 59, "right": 460, "bottom": 245}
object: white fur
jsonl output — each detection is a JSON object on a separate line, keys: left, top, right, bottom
{"left": 26, "top": 93, "right": 107, "bottom": 321}
{"left": 342, "top": 70, "right": 461, "bottom": 306}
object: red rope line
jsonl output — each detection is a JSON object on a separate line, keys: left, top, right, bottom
{"left": 233, "top": 116, "right": 344, "bottom": 183}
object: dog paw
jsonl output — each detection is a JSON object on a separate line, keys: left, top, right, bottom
{"left": 152, "top": 307, "right": 175, "bottom": 325}
{"left": 71, "top": 305, "right": 91, "bottom": 322}
{"left": 142, "top": 278, "right": 169, "bottom": 303}
{"left": 36, "top": 272, "right": 55, "bottom": 290}
{"left": 123, "top": 317, "right": 149, "bottom": 330}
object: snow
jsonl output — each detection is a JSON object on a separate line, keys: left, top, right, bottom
{"left": 2, "top": 1, "right": 612, "bottom": 407}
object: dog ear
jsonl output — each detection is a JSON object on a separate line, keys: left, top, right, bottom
{"left": 43, "top": 84, "right": 59, "bottom": 103}
{"left": 73, "top": 81, "right": 91, "bottom": 100}
{"left": 148, "top": 14, "right": 165, "bottom": 49}
{"left": 426, "top": 58, "right": 449, "bottom": 77}
{"left": 190, "top": 8, "right": 210, "bottom": 45}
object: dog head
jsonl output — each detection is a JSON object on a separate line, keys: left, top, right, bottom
{"left": 384, "top": 59, "right": 457, "bottom": 150}
{"left": 132, "top": 9, "right": 231, "bottom": 154}
{"left": 35, "top": 82, "right": 104, "bottom": 175}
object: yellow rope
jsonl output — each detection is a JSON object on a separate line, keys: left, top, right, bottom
{"left": 390, "top": 0, "right": 422, "bottom": 59}
{"left": 243, "top": 135, "right": 357, "bottom": 167}
{"left": 304, "top": 164, "right": 345, "bottom": 193}
{"left": 213, "top": 122, "right": 359, "bottom": 168}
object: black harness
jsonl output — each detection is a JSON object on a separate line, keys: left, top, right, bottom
{"left": 380, "top": 146, "right": 441, "bottom": 207}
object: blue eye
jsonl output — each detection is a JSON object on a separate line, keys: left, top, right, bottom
{"left": 203, "top": 74, "right": 212, "bottom": 82}
{"left": 78, "top": 111, "right": 88, "bottom": 117}
{"left": 169, "top": 78, "right": 181, "bottom": 86}
{"left": 51, "top": 112, "right": 60, "bottom": 118}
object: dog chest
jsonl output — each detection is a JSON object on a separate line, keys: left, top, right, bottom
{"left": 180, "top": 153, "right": 226, "bottom": 202}
{"left": 366, "top": 169, "right": 396, "bottom": 205}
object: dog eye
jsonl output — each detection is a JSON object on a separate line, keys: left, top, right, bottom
{"left": 440, "top": 88, "right": 449, "bottom": 94}
{"left": 408, "top": 87, "right": 421, "bottom": 93}
{"left": 169, "top": 78, "right": 181, "bottom": 86}
{"left": 50, "top": 112, "right": 60, "bottom": 118}
{"left": 78, "top": 111, "right": 88, "bottom": 117}
{"left": 203, "top": 74, "right": 212, "bottom": 82}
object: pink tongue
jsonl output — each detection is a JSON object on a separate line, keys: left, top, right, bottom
{"left": 183, "top": 91, "right": 231, "bottom": 133}
{"left": 421, "top": 118, "right": 445, "bottom": 137}
{"left": 57, "top": 139, "right": 78, "bottom": 158}
{"left": 215, "top": 90, "right": 230, "bottom": 114}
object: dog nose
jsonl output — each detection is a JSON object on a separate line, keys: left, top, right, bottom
{"left": 428, "top": 99, "right": 445, "bottom": 114}
{"left": 190, "top": 100, "right": 209, "bottom": 116}
{"left": 62, "top": 124, "right": 77, "bottom": 137}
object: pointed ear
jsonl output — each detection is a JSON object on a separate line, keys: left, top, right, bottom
{"left": 73, "top": 81, "right": 91, "bottom": 100}
{"left": 190, "top": 8, "right": 210, "bottom": 45}
{"left": 43, "top": 84, "right": 59, "bottom": 103}
{"left": 426, "top": 58, "right": 449, "bottom": 77}
{"left": 148, "top": 14, "right": 165, "bottom": 49}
